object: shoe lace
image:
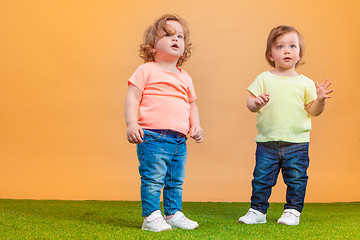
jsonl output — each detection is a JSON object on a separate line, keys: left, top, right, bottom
{"left": 171, "top": 212, "right": 190, "bottom": 223}
{"left": 180, "top": 215, "right": 189, "bottom": 222}
{"left": 283, "top": 212, "right": 296, "bottom": 218}
{"left": 153, "top": 216, "right": 166, "bottom": 223}
{"left": 247, "top": 210, "right": 259, "bottom": 217}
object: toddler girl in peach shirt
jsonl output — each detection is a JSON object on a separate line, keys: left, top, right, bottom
{"left": 125, "top": 14, "right": 203, "bottom": 232}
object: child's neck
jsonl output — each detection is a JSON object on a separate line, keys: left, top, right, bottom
{"left": 271, "top": 68, "right": 299, "bottom": 77}
{"left": 154, "top": 61, "right": 180, "bottom": 73}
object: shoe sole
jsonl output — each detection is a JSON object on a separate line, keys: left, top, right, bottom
{"left": 141, "top": 227, "right": 172, "bottom": 232}
{"left": 167, "top": 224, "right": 199, "bottom": 230}
{"left": 277, "top": 221, "right": 299, "bottom": 226}
{"left": 238, "top": 220, "right": 267, "bottom": 224}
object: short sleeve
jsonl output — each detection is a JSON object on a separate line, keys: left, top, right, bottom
{"left": 188, "top": 77, "right": 197, "bottom": 102}
{"left": 180, "top": 70, "right": 197, "bottom": 102}
{"left": 247, "top": 73, "right": 264, "bottom": 96}
{"left": 304, "top": 78, "right": 317, "bottom": 105}
{"left": 128, "top": 64, "right": 150, "bottom": 92}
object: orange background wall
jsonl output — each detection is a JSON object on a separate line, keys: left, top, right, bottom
{"left": 1, "top": 0, "right": 359, "bottom": 202}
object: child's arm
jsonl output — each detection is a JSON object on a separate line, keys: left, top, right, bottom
{"left": 305, "top": 79, "right": 334, "bottom": 117}
{"left": 189, "top": 101, "right": 203, "bottom": 143}
{"left": 247, "top": 93, "right": 270, "bottom": 112}
{"left": 125, "top": 84, "right": 144, "bottom": 144}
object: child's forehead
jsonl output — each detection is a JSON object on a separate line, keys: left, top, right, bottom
{"left": 275, "top": 32, "right": 299, "bottom": 43}
{"left": 165, "top": 20, "right": 184, "bottom": 32}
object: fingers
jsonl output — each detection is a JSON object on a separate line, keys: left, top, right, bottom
{"left": 195, "top": 136, "right": 203, "bottom": 143}
{"left": 192, "top": 133, "right": 203, "bottom": 143}
{"left": 323, "top": 79, "right": 332, "bottom": 89}
{"left": 127, "top": 134, "right": 135, "bottom": 143}
{"left": 321, "top": 79, "right": 334, "bottom": 98}
{"left": 191, "top": 134, "right": 203, "bottom": 142}
{"left": 140, "top": 128, "right": 144, "bottom": 139}
{"left": 127, "top": 127, "right": 143, "bottom": 144}
{"left": 190, "top": 127, "right": 196, "bottom": 137}
{"left": 316, "top": 79, "right": 334, "bottom": 101}
{"left": 321, "top": 79, "right": 328, "bottom": 87}
{"left": 318, "top": 79, "right": 332, "bottom": 90}
{"left": 260, "top": 94, "right": 270, "bottom": 101}
{"left": 326, "top": 89, "right": 334, "bottom": 95}
{"left": 324, "top": 89, "right": 334, "bottom": 99}
{"left": 127, "top": 133, "right": 142, "bottom": 144}
{"left": 256, "top": 94, "right": 269, "bottom": 106}
{"left": 191, "top": 128, "right": 204, "bottom": 143}
{"left": 190, "top": 129, "right": 198, "bottom": 139}
{"left": 134, "top": 131, "right": 143, "bottom": 143}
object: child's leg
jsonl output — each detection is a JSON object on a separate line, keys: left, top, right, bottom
{"left": 163, "top": 134, "right": 187, "bottom": 216}
{"left": 251, "top": 142, "right": 281, "bottom": 214}
{"left": 137, "top": 130, "right": 174, "bottom": 217}
{"left": 281, "top": 143, "right": 309, "bottom": 213}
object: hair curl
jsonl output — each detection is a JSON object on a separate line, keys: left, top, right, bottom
{"left": 139, "top": 14, "right": 192, "bottom": 67}
{"left": 265, "top": 25, "right": 305, "bottom": 68}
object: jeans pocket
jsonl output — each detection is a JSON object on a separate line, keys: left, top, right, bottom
{"left": 143, "top": 130, "right": 162, "bottom": 143}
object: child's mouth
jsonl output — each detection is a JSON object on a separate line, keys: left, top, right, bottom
{"left": 171, "top": 44, "right": 179, "bottom": 49}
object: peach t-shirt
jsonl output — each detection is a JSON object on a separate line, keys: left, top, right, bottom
{"left": 128, "top": 62, "right": 197, "bottom": 135}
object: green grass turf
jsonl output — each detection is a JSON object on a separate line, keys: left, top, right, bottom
{"left": 0, "top": 200, "right": 359, "bottom": 239}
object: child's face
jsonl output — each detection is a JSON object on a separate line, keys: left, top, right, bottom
{"left": 154, "top": 20, "right": 185, "bottom": 63}
{"left": 268, "top": 32, "right": 301, "bottom": 71}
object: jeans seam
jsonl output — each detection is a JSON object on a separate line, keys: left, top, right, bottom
{"left": 169, "top": 159, "right": 173, "bottom": 214}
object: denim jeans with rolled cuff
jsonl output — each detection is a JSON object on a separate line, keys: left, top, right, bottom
{"left": 250, "top": 141, "right": 310, "bottom": 214}
{"left": 137, "top": 129, "right": 187, "bottom": 217}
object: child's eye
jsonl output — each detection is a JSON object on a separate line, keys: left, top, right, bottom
{"left": 290, "top": 45, "right": 296, "bottom": 48}
{"left": 178, "top": 35, "right": 183, "bottom": 39}
{"left": 278, "top": 45, "right": 283, "bottom": 49}
{"left": 165, "top": 33, "right": 171, "bottom": 37}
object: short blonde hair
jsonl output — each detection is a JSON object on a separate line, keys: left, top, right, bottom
{"left": 265, "top": 25, "right": 305, "bottom": 68}
{"left": 139, "top": 14, "right": 192, "bottom": 67}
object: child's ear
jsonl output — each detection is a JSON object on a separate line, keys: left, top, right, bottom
{"left": 268, "top": 53, "right": 273, "bottom": 62}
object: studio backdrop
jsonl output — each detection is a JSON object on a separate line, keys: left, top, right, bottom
{"left": 1, "top": 0, "right": 359, "bottom": 202}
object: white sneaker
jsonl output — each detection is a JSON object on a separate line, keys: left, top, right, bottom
{"left": 141, "top": 210, "right": 172, "bottom": 232}
{"left": 277, "top": 209, "right": 301, "bottom": 225}
{"left": 238, "top": 208, "right": 267, "bottom": 224}
{"left": 165, "top": 211, "right": 199, "bottom": 230}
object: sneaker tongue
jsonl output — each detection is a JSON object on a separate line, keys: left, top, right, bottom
{"left": 284, "top": 209, "right": 301, "bottom": 217}
{"left": 146, "top": 210, "right": 162, "bottom": 222}
{"left": 171, "top": 211, "right": 186, "bottom": 221}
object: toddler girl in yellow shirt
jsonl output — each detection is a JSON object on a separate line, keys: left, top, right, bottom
{"left": 239, "top": 25, "right": 334, "bottom": 226}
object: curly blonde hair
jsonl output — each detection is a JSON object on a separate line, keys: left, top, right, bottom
{"left": 265, "top": 25, "right": 305, "bottom": 68}
{"left": 139, "top": 14, "right": 192, "bottom": 67}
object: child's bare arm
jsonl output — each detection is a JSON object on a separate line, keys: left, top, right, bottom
{"left": 305, "top": 79, "right": 334, "bottom": 117}
{"left": 125, "top": 84, "right": 144, "bottom": 144}
{"left": 247, "top": 93, "right": 270, "bottom": 112}
{"left": 189, "top": 101, "right": 203, "bottom": 143}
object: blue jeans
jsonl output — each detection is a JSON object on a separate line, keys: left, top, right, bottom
{"left": 137, "top": 129, "right": 188, "bottom": 217}
{"left": 251, "top": 141, "right": 310, "bottom": 214}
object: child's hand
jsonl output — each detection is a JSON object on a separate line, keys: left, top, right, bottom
{"left": 190, "top": 126, "right": 203, "bottom": 143}
{"left": 315, "top": 79, "right": 334, "bottom": 101}
{"left": 255, "top": 93, "right": 270, "bottom": 108}
{"left": 127, "top": 123, "right": 144, "bottom": 144}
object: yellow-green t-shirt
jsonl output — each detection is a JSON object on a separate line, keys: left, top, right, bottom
{"left": 247, "top": 71, "right": 317, "bottom": 143}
